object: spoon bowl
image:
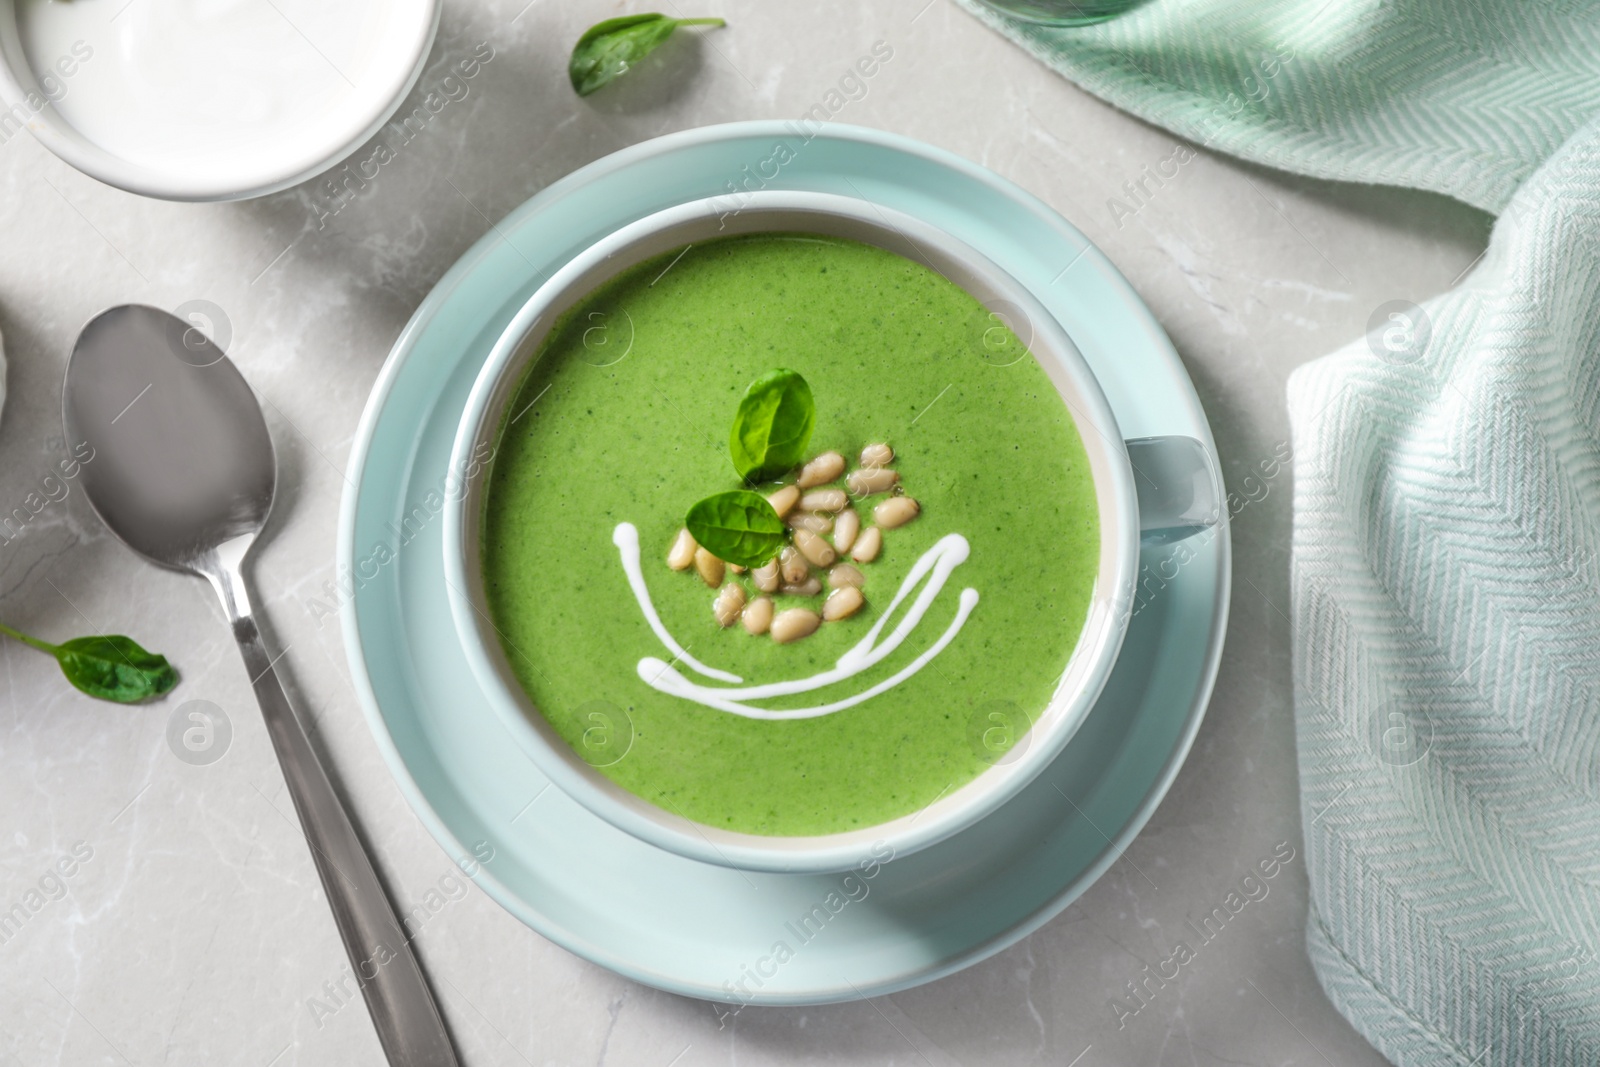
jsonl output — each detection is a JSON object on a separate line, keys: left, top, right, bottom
{"left": 64, "top": 305, "right": 273, "bottom": 573}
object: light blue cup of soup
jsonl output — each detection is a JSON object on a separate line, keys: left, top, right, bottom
{"left": 443, "top": 191, "right": 1219, "bottom": 875}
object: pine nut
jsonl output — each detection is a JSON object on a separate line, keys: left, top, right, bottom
{"left": 823, "top": 586, "right": 864, "bottom": 621}
{"left": 728, "top": 563, "right": 746, "bottom": 574}
{"left": 713, "top": 584, "right": 746, "bottom": 627}
{"left": 771, "top": 608, "right": 821, "bottom": 644}
{"left": 742, "top": 596, "right": 774, "bottom": 635}
{"left": 786, "top": 512, "right": 833, "bottom": 534}
{"left": 695, "top": 547, "right": 725, "bottom": 587}
{"left": 873, "top": 497, "right": 920, "bottom": 529}
{"left": 794, "top": 528, "right": 836, "bottom": 567}
{"left": 833, "top": 509, "right": 860, "bottom": 553}
{"left": 795, "top": 451, "right": 845, "bottom": 488}
{"left": 859, "top": 443, "right": 893, "bottom": 468}
{"left": 850, "top": 526, "right": 882, "bottom": 563}
{"left": 668, "top": 528, "right": 697, "bottom": 570}
{"left": 846, "top": 468, "right": 898, "bottom": 495}
{"left": 781, "top": 577, "right": 822, "bottom": 597}
{"left": 779, "top": 546, "right": 810, "bottom": 584}
{"left": 799, "top": 488, "right": 847, "bottom": 512}
{"left": 767, "top": 484, "right": 799, "bottom": 519}
{"left": 828, "top": 563, "right": 864, "bottom": 589}
{"left": 752, "top": 560, "right": 780, "bottom": 593}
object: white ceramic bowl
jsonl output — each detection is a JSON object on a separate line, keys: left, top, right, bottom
{"left": 0, "top": 0, "right": 439, "bottom": 202}
{"left": 445, "top": 191, "right": 1153, "bottom": 874}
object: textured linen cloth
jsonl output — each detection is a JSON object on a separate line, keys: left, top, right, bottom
{"left": 954, "top": 0, "right": 1600, "bottom": 1062}
{"left": 1293, "top": 106, "right": 1600, "bottom": 1067}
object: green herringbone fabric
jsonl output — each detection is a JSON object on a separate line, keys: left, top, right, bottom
{"left": 956, "top": 1, "right": 1600, "bottom": 1064}
{"left": 957, "top": 0, "right": 1600, "bottom": 212}
{"left": 1292, "top": 123, "right": 1600, "bottom": 1066}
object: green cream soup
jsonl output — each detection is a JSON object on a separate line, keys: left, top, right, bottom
{"left": 481, "top": 233, "right": 1098, "bottom": 836}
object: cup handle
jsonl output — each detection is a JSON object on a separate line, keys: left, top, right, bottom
{"left": 1126, "top": 436, "right": 1222, "bottom": 546}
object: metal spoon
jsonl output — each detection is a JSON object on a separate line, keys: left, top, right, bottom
{"left": 63, "top": 305, "right": 460, "bottom": 1067}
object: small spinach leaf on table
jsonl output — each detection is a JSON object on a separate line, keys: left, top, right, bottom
{"left": 569, "top": 14, "right": 726, "bottom": 97}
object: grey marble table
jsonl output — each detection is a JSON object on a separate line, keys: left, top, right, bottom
{"left": 0, "top": 1, "right": 1489, "bottom": 1064}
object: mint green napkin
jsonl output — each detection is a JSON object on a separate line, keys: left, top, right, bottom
{"left": 957, "top": 0, "right": 1600, "bottom": 212}
{"left": 956, "top": 1, "right": 1600, "bottom": 1063}
{"left": 1291, "top": 108, "right": 1600, "bottom": 1067}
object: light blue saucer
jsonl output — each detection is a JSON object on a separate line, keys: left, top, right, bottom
{"left": 339, "top": 122, "right": 1230, "bottom": 1004}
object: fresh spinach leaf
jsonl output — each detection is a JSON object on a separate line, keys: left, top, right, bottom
{"left": 0, "top": 623, "right": 178, "bottom": 703}
{"left": 729, "top": 368, "right": 816, "bottom": 482}
{"left": 569, "top": 13, "right": 726, "bottom": 97}
{"left": 685, "top": 490, "right": 787, "bottom": 569}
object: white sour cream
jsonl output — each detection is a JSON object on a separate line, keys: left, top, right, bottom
{"left": 13, "top": 0, "right": 426, "bottom": 189}
{"left": 613, "top": 522, "right": 979, "bottom": 720}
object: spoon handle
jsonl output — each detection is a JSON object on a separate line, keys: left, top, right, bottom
{"left": 211, "top": 561, "right": 461, "bottom": 1067}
